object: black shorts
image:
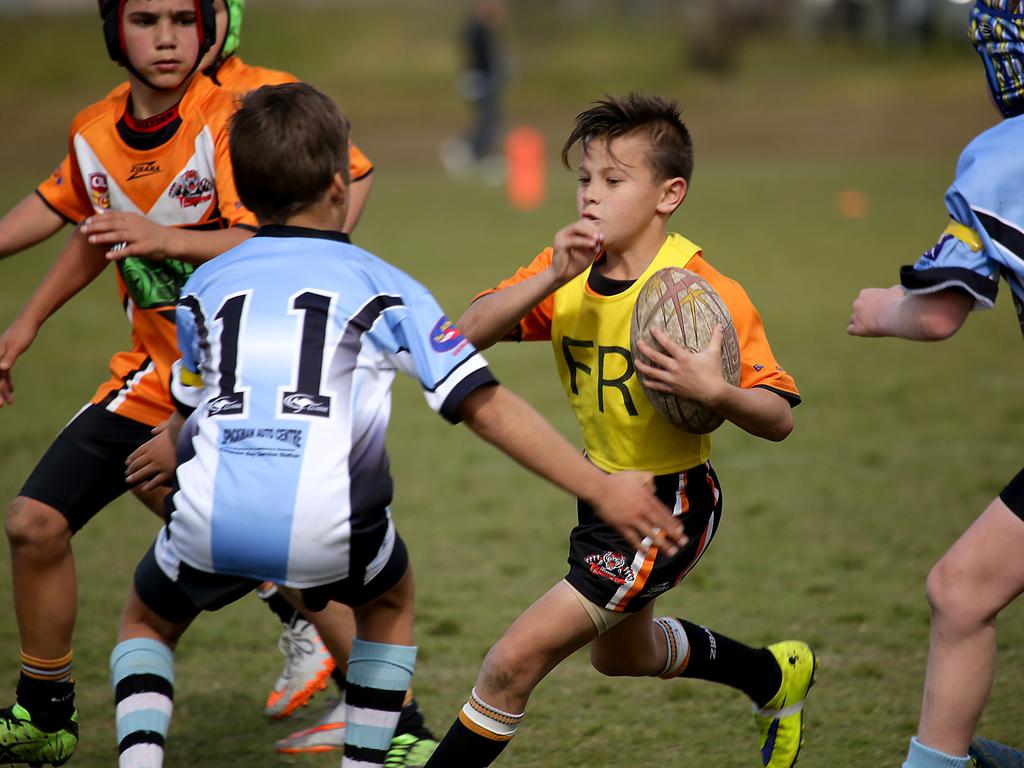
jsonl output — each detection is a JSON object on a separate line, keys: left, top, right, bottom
{"left": 134, "top": 532, "right": 411, "bottom": 625}
{"left": 998, "top": 468, "right": 1024, "bottom": 522}
{"left": 565, "top": 462, "right": 722, "bottom": 613}
{"left": 19, "top": 404, "right": 156, "bottom": 532}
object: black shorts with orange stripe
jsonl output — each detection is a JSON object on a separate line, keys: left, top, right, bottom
{"left": 564, "top": 462, "right": 722, "bottom": 613}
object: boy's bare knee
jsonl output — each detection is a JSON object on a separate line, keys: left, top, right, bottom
{"left": 5, "top": 497, "right": 71, "bottom": 553}
{"left": 926, "top": 552, "right": 995, "bottom": 626}
{"left": 478, "top": 638, "right": 536, "bottom": 698}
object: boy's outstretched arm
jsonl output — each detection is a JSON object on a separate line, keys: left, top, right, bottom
{"left": 458, "top": 219, "right": 604, "bottom": 349}
{"left": 848, "top": 284, "right": 973, "bottom": 340}
{"left": 456, "top": 383, "right": 686, "bottom": 554}
{"left": 0, "top": 227, "right": 108, "bottom": 406}
{"left": 635, "top": 326, "right": 794, "bottom": 442}
{"left": 80, "top": 211, "right": 253, "bottom": 265}
{"left": 0, "top": 193, "right": 66, "bottom": 259}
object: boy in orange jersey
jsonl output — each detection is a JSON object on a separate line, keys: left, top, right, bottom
{"left": 0, "top": 1, "right": 257, "bottom": 764}
{"left": 0, "top": 0, "right": 372, "bottom": 264}
{"left": 85, "top": 0, "right": 376, "bottom": 241}
{"left": 423, "top": 94, "right": 815, "bottom": 768}
{"left": 0, "top": 0, "right": 382, "bottom": 748}
{"left": 100, "top": 0, "right": 387, "bottom": 737}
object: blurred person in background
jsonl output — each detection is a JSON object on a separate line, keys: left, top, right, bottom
{"left": 440, "top": 0, "right": 507, "bottom": 184}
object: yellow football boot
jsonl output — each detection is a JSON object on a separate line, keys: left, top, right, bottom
{"left": 753, "top": 641, "right": 818, "bottom": 768}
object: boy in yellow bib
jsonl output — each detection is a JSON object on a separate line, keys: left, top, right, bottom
{"left": 422, "top": 93, "right": 814, "bottom": 768}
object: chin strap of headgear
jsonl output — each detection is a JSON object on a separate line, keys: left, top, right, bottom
{"left": 99, "top": 0, "right": 216, "bottom": 91}
{"left": 971, "top": 0, "right": 1024, "bottom": 118}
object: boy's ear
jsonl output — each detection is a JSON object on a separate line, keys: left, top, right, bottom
{"left": 657, "top": 177, "right": 688, "bottom": 216}
{"left": 328, "top": 171, "right": 348, "bottom": 206}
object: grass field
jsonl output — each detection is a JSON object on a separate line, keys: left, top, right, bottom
{"left": 1, "top": 4, "right": 1022, "bottom": 766}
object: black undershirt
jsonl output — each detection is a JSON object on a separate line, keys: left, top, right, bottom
{"left": 586, "top": 260, "right": 635, "bottom": 296}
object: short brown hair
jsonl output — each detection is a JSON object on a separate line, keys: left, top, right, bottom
{"left": 561, "top": 93, "right": 694, "bottom": 183}
{"left": 229, "top": 82, "right": 350, "bottom": 225}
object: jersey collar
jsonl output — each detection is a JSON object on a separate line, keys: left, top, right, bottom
{"left": 255, "top": 225, "right": 351, "bottom": 243}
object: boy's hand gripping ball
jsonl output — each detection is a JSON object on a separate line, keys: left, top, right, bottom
{"left": 630, "top": 268, "right": 741, "bottom": 434}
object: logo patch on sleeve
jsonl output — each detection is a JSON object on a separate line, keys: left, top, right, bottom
{"left": 89, "top": 173, "right": 110, "bottom": 210}
{"left": 430, "top": 316, "right": 466, "bottom": 352}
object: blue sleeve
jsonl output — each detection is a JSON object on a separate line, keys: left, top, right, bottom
{"left": 372, "top": 284, "right": 497, "bottom": 423}
{"left": 901, "top": 226, "right": 999, "bottom": 308}
{"left": 902, "top": 118, "right": 1024, "bottom": 308}
{"left": 170, "top": 292, "right": 208, "bottom": 416}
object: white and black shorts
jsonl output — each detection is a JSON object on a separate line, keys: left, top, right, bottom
{"left": 134, "top": 529, "right": 410, "bottom": 625}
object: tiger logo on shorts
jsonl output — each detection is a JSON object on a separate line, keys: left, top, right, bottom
{"left": 585, "top": 551, "right": 634, "bottom": 585}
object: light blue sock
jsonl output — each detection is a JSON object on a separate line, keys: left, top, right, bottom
{"left": 110, "top": 638, "right": 175, "bottom": 768}
{"left": 903, "top": 737, "right": 971, "bottom": 768}
{"left": 343, "top": 638, "right": 417, "bottom": 768}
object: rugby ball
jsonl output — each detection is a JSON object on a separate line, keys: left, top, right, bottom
{"left": 630, "top": 267, "right": 741, "bottom": 434}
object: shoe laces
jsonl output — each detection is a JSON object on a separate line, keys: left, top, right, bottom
{"left": 277, "top": 620, "right": 319, "bottom": 678}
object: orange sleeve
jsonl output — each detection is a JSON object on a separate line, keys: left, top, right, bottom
{"left": 218, "top": 59, "right": 297, "bottom": 92}
{"left": 36, "top": 142, "right": 92, "bottom": 225}
{"left": 690, "top": 256, "right": 800, "bottom": 404}
{"left": 218, "top": 58, "right": 373, "bottom": 184}
{"left": 207, "top": 95, "right": 258, "bottom": 228}
{"left": 349, "top": 141, "right": 374, "bottom": 181}
{"left": 474, "top": 247, "right": 555, "bottom": 341}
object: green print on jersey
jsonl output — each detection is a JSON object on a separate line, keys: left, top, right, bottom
{"left": 119, "top": 257, "right": 195, "bottom": 310}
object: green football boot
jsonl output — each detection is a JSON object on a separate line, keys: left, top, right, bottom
{"left": 753, "top": 641, "right": 818, "bottom": 768}
{"left": 0, "top": 704, "right": 78, "bottom": 767}
{"left": 384, "top": 732, "right": 439, "bottom": 768}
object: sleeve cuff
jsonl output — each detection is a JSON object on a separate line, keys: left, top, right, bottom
{"left": 34, "top": 190, "right": 79, "bottom": 225}
{"left": 170, "top": 359, "right": 204, "bottom": 417}
{"left": 754, "top": 384, "right": 801, "bottom": 408}
{"left": 899, "top": 265, "right": 998, "bottom": 309}
{"left": 351, "top": 167, "right": 375, "bottom": 183}
{"left": 439, "top": 368, "right": 499, "bottom": 424}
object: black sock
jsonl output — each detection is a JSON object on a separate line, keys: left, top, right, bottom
{"left": 15, "top": 674, "right": 75, "bottom": 731}
{"left": 678, "top": 619, "right": 781, "bottom": 707}
{"left": 263, "top": 592, "right": 299, "bottom": 625}
{"left": 331, "top": 666, "right": 346, "bottom": 693}
{"left": 424, "top": 714, "right": 510, "bottom": 768}
{"left": 396, "top": 696, "right": 435, "bottom": 739}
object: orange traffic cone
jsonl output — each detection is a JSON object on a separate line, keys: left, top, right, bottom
{"left": 506, "top": 126, "right": 546, "bottom": 211}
